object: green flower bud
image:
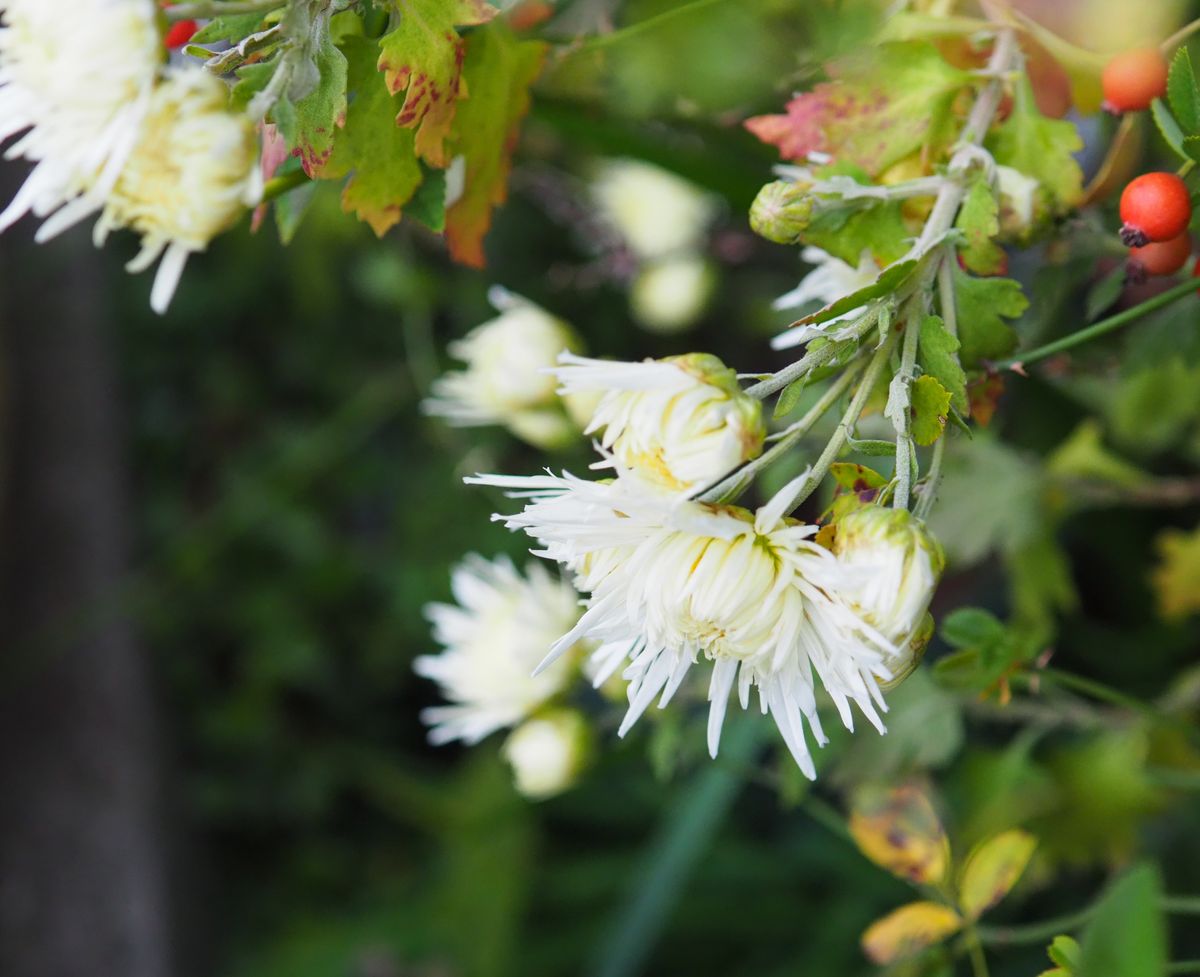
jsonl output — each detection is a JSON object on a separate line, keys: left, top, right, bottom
{"left": 750, "top": 180, "right": 815, "bottom": 244}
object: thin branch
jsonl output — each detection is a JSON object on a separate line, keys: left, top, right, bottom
{"left": 743, "top": 313, "right": 877, "bottom": 399}
{"left": 165, "top": 0, "right": 282, "bottom": 19}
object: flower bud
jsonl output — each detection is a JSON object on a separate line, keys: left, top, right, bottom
{"left": 555, "top": 352, "right": 766, "bottom": 494}
{"left": 424, "top": 289, "right": 584, "bottom": 447}
{"left": 502, "top": 709, "right": 591, "bottom": 799}
{"left": 750, "top": 180, "right": 814, "bottom": 244}
{"left": 592, "top": 159, "right": 715, "bottom": 261}
{"left": 630, "top": 255, "right": 715, "bottom": 334}
{"left": 832, "top": 507, "right": 944, "bottom": 683}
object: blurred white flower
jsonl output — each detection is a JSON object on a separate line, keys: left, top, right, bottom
{"left": 415, "top": 554, "right": 586, "bottom": 745}
{"left": 94, "top": 69, "right": 261, "bottom": 313}
{"left": 832, "top": 506, "right": 944, "bottom": 686}
{"left": 471, "top": 472, "right": 899, "bottom": 779}
{"left": 630, "top": 255, "right": 715, "bottom": 334}
{"left": 772, "top": 247, "right": 878, "bottom": 350}
{"left": 554, "top": 352, "right": 765, "bottom": 495}
{"left": 0, "top": 0, "right": 159, "bottom": 237}
{"left": 592, "top": 159, "right": 716, "bottom": 261}
{"left": 503, "top": 709, "right": 591, "bottom": 799}
{"left": 424, "top": 287, "right": 583, "bottom": 449}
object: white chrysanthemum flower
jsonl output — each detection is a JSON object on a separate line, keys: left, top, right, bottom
{"left": 502, "top": 709, "right": 591, "bottom": 799}
{"left": 0, "top": 0, "right": 160, "bottom": 237}
{"left": 630, "top": 254, "right": 715, "bottom": 334}
{"left": 471, "top": 472, "right": 899, "bottom": 779}
{"left": 592, "top": 159, "right": 716, "bottom": 261}
{"left": 93, "top": 68, "right": 261, "bottom": 314}
{"left": 772, "top": 247, "right": 878, "bottom": 350}
{"left": 424, "top": 287, "right": 583, "bottom": 449}
{"left": 554, "top": 352, "right": 765, "bottom": 495}
{"left": 831, "top": 506, "right": 944, "bottom": 687}
{"left": 415, "top": 554, "right": 586, "bottom": 745}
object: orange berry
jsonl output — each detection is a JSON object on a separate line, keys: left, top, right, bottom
{"left": 163, "top": 18, "right": 198, "bottom": 48}
{"left": 1119, "top": 172, "right": 1192, "bottom": 246}
{"left": 1102, "top": 47, "right": 1169, "bottom": 113}
{"left": 1128, "top": 232, "right": 1191, "bottom": 279}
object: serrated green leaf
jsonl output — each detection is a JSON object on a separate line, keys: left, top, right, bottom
{"left": 1151, "top": 97, "right": 1189, "bottom": 162}
{"left": 191, "top": 12, "right": 268, "bottom": 44}
{"left": 958, "top": 829, "right": 1037, "bottom": 921}
{"left": 918, "top": 315, "right": 967, "bottom": 413}
{"left": 986, "top": 73, "right": 1083, "bottom": 212}
{"left": 377, "top": 0, "right": 498, "bottom": 167}
{"left": 911, "top": 375, "right": 951, "bottom": 445}
{"left": 789, "top": 258, "right": 918, "bottom": 329}
{"left": 952, "top": 267, "right": 1027, "bottom": 367}
{"left": 444, "top": 24, "right": 547, "bottom": 267}
{"left": 956, "top": 176, "right": 1005, "bottom": 276}
{"left": 774, "top": 377, "right": 807, "bottom": 419}
{"left": 746, "top": 42, "right": 971, "bottom": 176}
{"left": 1169, "top": 47, "right": 1200, "bottom": 134}
{"left": 232, "top": 58, "right": 279, "bottom": 112}
{"left": 1078, "top": 864, "right": 1167, "bottom": 977}
{"left": 312, "top": 35, "right": 423, "bottom": 236}
{"left": 273, "top": 11, "right": 348, "bottom": 175}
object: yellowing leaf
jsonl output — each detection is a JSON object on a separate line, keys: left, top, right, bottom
{"left": 849, "top": 783, "right": 950, "bottom": 885}
{"left": 958, "top": 829, "right": 1037, "bottom": 920}
{"left": 1152, "top": 522, "right": 1200, "bottom": 621}
{"left": 377, "top": 0, "right": 498, "bottom": 166}
{"left": 745, "top": 42, "right": 970, "bottom": 176}
{"left": 861, "top": 901, "right": 962, "bottom": 965}
{"left": 911, "top": 375, "right": 952, "bottom": 446}
{"left": 444, "top": 24, "right": 546, "bottom": 267}
{"left": 313, "top": 36, "right": 423, "bottom": 236}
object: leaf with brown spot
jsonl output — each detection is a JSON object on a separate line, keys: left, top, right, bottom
{"left": 849, "top": 783, "right": 950, "bottom": 885}
{"left": 377, "top": 0, "right": 498, "bottom": 166}
{"left": 444, "top": 23, "right": 546, "bottom": 267}
{"left": 958, "top": 829, "right": 1037, "bottom": 921}
{"left": 861, "top": 902, "right": 962, "bottom": 965}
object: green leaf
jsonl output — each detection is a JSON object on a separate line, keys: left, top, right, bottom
{"left": 191, "top": 12, "right": 268, "bottom": 44}
{"left": 444, "top": 24, "right": 547, "bottom": 267}
{"left": 1152, "top": 521, "right": 1200, "bottom": 621}
{"left": 830, "top": 462, "right": 888, "bottom": 491}
{"left": 746, "top": 41, "right": 971, "bottom": 176}
{"left": 406, "top": 165, "right": 447, "bottom": 232}
{"left": 940, "top": 607, "right": 1006, "bottom": 649}
{"left": 958, "top": 829, "right": 1037, "bottom": 921}
{"left": 273, "top": 11, "right": 348, "bottom": 175}
{"left": 232, "top": 58, "right": 279, "bottom": 112}
{"left": 956, "top": 175, "right": 1006, "bottom": 276}
{"left": 377, "top": 0, "right": 498, "bottom": 166}
{"left": 774, "top": 376, "right": 807, "bottom": 419}
{"left": 911, "top": 375, "right": 951, "bottom": 445}
{"left": 1085, "top": 263, "right": 1125, "bottom": 322}
{"left": 1150, "top": 97, "right": 1190, "bottom": 162}
{"left": 1048, "top": 935, "right": 1083, "bottom": 971}
{"left": 986, "top": 73, "right": 1083, "bottom": 212}
{"left": 801, "top": 197, "right": 912, "bottom": 266}
{"left": 952, "top": 267, "right": 1028, "bottom": 367}
{"left": 1078, "top": 864, "right": 1167, "bottom": 977}
{"left": 1168, "top": 47, "right": 1200, "bottom": 133}
{"left": 788, "top": 258, "right": 919, "bottom": 328}
{"left": 312, "top": 35, "right": 423, "bottom": 236}
{"left": 1046, "top": 420, "right": 1149, "bottom": 491}
{"left": 1184, "top": 135, "right": 1200, "bottom": 163}
{"left": 918, "top": 315, "right": 967, "bottom": 413}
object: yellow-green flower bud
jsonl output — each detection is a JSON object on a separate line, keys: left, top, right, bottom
{"left": 502, "top": 709, "right": 592, "bottom": 800}
{"left": 750, "top": 180, "right": 815, "bottom": 245}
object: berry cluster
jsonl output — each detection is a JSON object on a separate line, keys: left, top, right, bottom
{"left": 1104, "top": 46, "right": 1196, "bottom": 280}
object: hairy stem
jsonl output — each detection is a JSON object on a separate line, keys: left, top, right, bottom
{"left": 891, "top": 311, "right": 921, "bottom": 510}
{"left": 998, "top": 277, "right": 1199, "bottom": 369}
{"left": 165, "top": 0, "right": 282, "bottom": 19}
{"left": 744, "top": 313, "right": 877, "bottom": 399}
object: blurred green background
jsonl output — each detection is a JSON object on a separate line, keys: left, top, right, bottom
{"left": 2, "top": 2, "right": 1200, "bottom": 976}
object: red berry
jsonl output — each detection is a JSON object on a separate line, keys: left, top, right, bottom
{"left": 1119, "top": 172, "right": 1192, "bottom": 246}
{"left": 1102, "top": 47, "right": 1168, "bottom": 113}
{"left": 163, "top": 18, "right": 198, "bottom": 48}
{"left": 1127, "top": 232, "right": 1191, "bottom": 279}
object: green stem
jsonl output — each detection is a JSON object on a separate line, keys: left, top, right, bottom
{"left": 997, "top": 277, "right": 1199, "bottom": 370}
{"left": 782, "top": 332, "right": 898, "bottom": 515}
{"left": 700, "top": 359, "right": 865, "bottom": 504}
{"left": 977, "top": 905, "right": 1098, "bottom": 946}
{"left": 965, "top": 928, "right": 992, "bottom": 977}
{"left": 165, "top": 0, "right": 282, "bottom": 19}
{"left": 891, "top": 312, "right": 921, "bottom": 511}
{"left": 567, "top": 0, "right": 732, "bottom": 54}
{"left": 1168, "top": 962, "right": 1200, "bottom": 975}
{"left": 261, "top": 168, "right": 310, "bottom": 204}
{"left": 1162, "top": 896, "right": 1200, "bottom": 915}
{"left": 744, "top": 313, "right": 877, "bottom": 399}
{"left": 913, "top": 434, "right": 946, "bottom": 521}
{"left": 1162, "top": 16, "right": 1200, "bottom": 53}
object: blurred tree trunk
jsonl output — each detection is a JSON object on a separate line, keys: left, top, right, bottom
{"left": 0, "top": 207, "right": 173, "bottom": 977}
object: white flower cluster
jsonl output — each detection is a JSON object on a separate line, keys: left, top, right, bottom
{"left": 415, "top": 553, "right": 592, "bottom": 798}
{"left": 423, "top": 288, "right": 595, "bottom": 449}
{"left": 592, "top": 159, "right": 717, "bottom": 334}
{"left": 467, "top": 355, "right": 943, "bottom": 779}
{"left": 0, "top": 0, "right": 260, "bottom": 312}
